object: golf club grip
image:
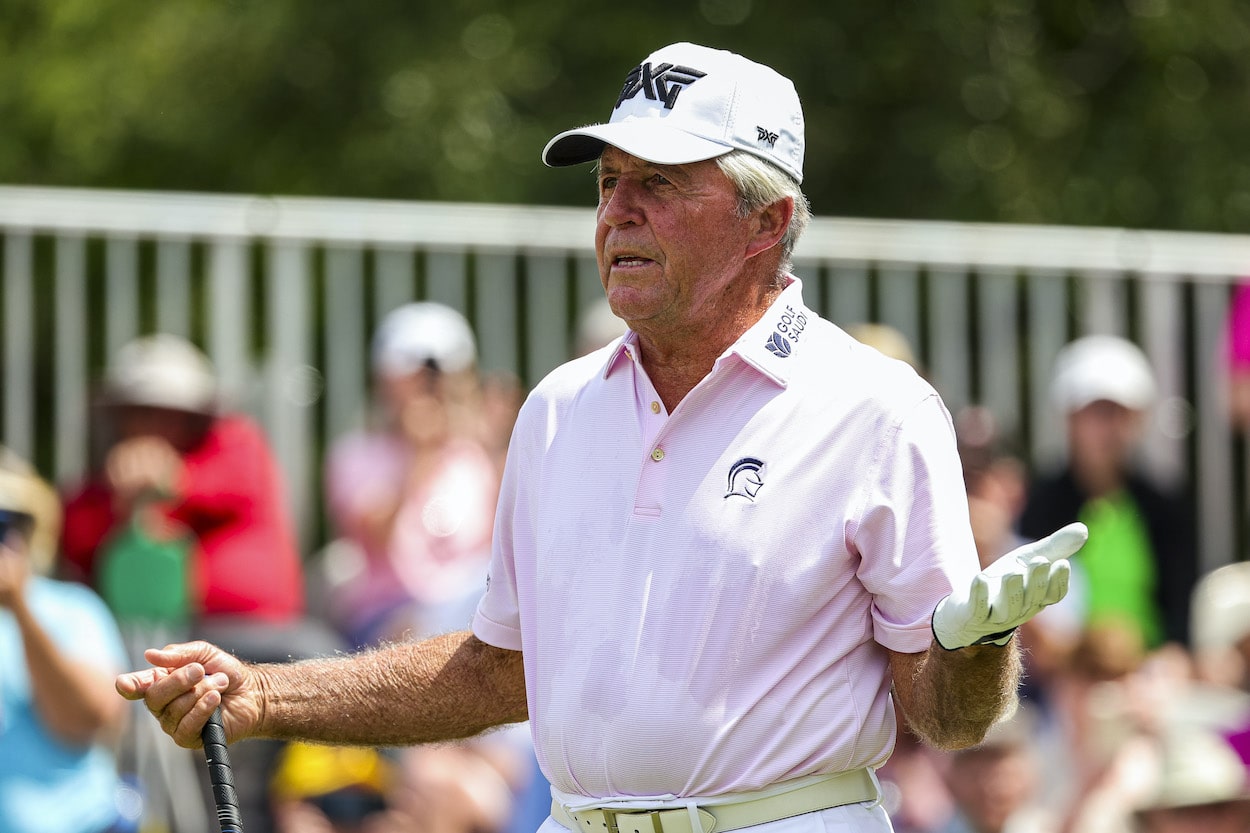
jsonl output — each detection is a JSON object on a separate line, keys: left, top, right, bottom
{"left": 201, "top": 707, "right": 244, "bottom": 833}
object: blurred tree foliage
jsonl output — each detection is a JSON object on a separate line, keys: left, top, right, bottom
{"left": 2, "top": 0, "right": 1250, "bottom": 230}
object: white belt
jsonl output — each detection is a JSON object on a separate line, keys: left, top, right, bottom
{"left": 551, "top": 770, "right": 879, "bottom": 833}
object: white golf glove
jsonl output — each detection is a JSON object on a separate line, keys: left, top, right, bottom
{"left": 932, "top": 522, "right": 1088, "bottom": 650}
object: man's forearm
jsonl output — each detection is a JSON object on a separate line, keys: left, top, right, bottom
{"left": 254, "top": 630, "right": 528, "bottom": 746}
{"left": 889, "top": 640, "right": 1020, "bottom": 751}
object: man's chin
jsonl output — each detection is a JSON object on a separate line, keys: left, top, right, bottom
{"left": 603, "top": 286, "right": 660, "bottom": 323}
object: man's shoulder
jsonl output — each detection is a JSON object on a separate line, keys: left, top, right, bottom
{"left": 506, "top": 345, "right": 621, "bottom": 451}
{"left": 526, "top": 344, "right": 618, "bottom": 404}
{"left": 763, "top": 278, "right": 932, "bottom": 395}
{"left": 795, "top": 317, "right": 939, "bottom": 410}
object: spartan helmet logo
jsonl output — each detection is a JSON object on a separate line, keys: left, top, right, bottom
{"left": 725, "top": 457, "right": 765, "bottom": 501}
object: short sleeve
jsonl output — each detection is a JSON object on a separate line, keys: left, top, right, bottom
{"left": 471, "top": 401, "right": 535, "bottom": 652}
{"left": 852, "top": 394, "right": 980, "bottom": 654}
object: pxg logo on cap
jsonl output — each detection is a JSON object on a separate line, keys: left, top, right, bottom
{"left": 542, "top": 42, "right": 805, "bottom": 184}
{"left": 615, "top": 62, "right": 707, "bottom": 110}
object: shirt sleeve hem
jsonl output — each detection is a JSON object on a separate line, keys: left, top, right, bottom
{"left": 873, "top": 618, "right": 936, "bottom": 654}
{"left": 472, "top": 609, "right": 523, "bottom": 651}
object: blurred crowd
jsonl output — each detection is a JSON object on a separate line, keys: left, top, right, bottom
{"left": 857, "top": 321, "right": 1249, "bottom": 833}
{"left": 5, "top": 292, "right": 1250, "bottom": 833}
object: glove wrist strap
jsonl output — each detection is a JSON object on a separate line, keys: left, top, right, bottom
{"left": 931, "top": 619, "right": 1017, "bottom": 651}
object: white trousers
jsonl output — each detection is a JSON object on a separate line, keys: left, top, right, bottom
{"left": 543, "top": 803, "right": 895, "bottom": 833}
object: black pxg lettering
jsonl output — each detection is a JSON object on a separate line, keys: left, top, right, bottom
{"left": 616, "top": 62, "right": 707, "bottom": 110}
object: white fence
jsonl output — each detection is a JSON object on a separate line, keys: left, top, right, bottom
{"left": 3, "top": 184, "right": 1250, "bottom": 574}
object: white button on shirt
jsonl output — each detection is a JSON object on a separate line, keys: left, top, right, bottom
{"left": 474, "top": 277, "right": 978, "bottom": 802}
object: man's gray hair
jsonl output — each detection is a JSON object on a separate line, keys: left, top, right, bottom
{"left": 715, "top": 150, "right": 812, "bottom": 277}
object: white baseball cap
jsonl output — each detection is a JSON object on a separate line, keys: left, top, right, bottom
{"left": 543, "top": 42, "right": 805, "bottom": 183}
{"left": 1050, "top": 335, "right": 1157, "bottom": 414}
{"left": 105, "top": 333, "right": 219, "bottom": 414}
{"left": 372, "top": 302, "right": 477, "bottom": 376}
{"left": 1136, "top": 727, "right": 1250, "bottom": 813}
{"left": 1191, "top": 561, "right": 1250, "bottom": 653}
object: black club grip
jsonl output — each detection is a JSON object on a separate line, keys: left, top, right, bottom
{"left": 201, "top": 708, "right": 244, "bottom": 833}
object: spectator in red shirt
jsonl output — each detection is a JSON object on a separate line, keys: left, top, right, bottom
{"left": 61, "top": 333, "right": 305, "bottom": 625}
{"left": 62, "top": 333, "right": 343, "bottom": 833}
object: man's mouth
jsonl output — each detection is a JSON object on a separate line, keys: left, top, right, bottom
{"left": 613, "top": 256, "right": 654, "bottom": 267}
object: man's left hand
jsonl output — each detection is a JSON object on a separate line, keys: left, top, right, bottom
{"left": 932, "top": 522, "right": 1088, "bottom": 650}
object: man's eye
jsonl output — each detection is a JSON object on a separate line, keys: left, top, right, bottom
{"left": 651, "top": 174, "right": 671, "bottom": 186}
{"left": 599, "top": 177, "right": 618, "bottom": 192}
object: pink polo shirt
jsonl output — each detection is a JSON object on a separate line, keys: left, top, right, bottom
{"left": 474, "top": 278, "right": 978, "bottom": 800}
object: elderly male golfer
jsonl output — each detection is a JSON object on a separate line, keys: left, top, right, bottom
{"left": 118, "top": 43, "right": 1086, "bottom": 833}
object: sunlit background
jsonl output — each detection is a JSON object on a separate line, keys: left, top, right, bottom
{"left": 4, "top": 1, "right": 1250, "bottom": 228}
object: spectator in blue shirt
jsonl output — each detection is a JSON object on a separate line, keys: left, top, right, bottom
{"left": 0, "top": 446, "right": 130, "bottom": 833}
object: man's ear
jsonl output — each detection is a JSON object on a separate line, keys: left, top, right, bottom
{"left": 745, "top": 197, "right": 794, "bottom": 259}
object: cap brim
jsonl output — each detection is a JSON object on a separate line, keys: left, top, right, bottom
{"left": 1060, "top": 388, "right": 1153, "bottom": 414}
{"left": 543, "top": 120, "right": 734, "bottom": 168}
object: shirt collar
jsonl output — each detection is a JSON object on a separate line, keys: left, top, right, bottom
{"left": 602, "top": 330, "right": 641, "bottom": 379}
{"left": 599, "top": 275, "right": 810, "bottom": 387}
{"left": 722, "top": 275, "right": 807, "bottom": 389}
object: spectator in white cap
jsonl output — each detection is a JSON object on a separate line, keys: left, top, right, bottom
{"left": 320, "top": 301, "right": 499, "bottom": 649}
{"left": 1019, "top": 335, "right": 1196, "bottom": 652}
{"left": 61, "top": 333, "right": 308, "bottom": 631}
{"left": 120, "top": 44, "right": 1086, "bottom": 833}
{"left": 1132, "top": 727, "right": 1250, "bottom": 833}
{"left": 318, "top": 302, "right": 528, "bottom": 833}
{"left": 1191, "top": 561, "right": 1250, "bottom": 768}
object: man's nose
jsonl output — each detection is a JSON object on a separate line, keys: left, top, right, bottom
{"left": 599, "top": 180, "right": 644, "bottom": 227}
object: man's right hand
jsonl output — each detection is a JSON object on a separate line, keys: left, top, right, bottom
{"left": 115, "top": 641, "right": 261, "bottom": 749}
